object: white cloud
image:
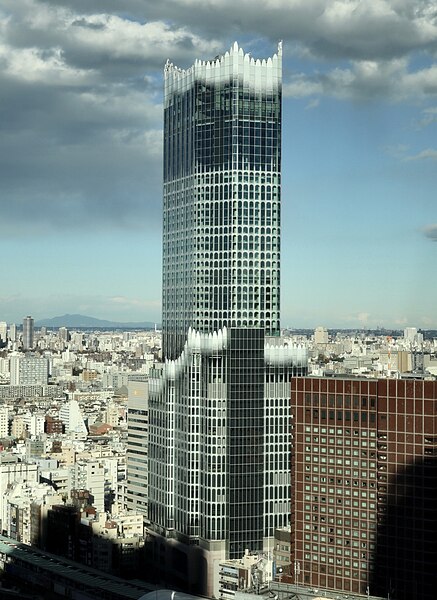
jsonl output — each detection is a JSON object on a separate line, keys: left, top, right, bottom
{"left": 305, "top": 98, "right": 320, "bottom": 110}
{"left": 357, "top": 312, "right": 370, "bottom": 325}
{"left": 423, "top": 223, "right": 437, "bottom": 241}
{"left": 67, "top": 15, "right": 220, "bottom": 65}
{"left": 417, "top": 106, "right": 437, "bottom": 127}
{"left": 283, "top": 76, "right": 323, "bottom": 98}
{"left": 405, "top": 148, "right": 437, "bottom": 161}
{"left": 0, "top": 43, "right": 93, "bottom": 85}
{"left": 284, "top": 58, "right": 437, "bottom": 102}
{"left": 394, "top": 316, "right": 409, "bottom": 325}
{"left": 110, "top": 296, "right": 161, "bottom": 310}
{"left": 384, "top": 144, "right": 409, "bottom": 159}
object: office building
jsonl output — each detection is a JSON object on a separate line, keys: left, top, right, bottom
{"left": 147, "top": 42, "right": 307, "bottom": 595}
{"left": 314, "top": 327, "right": 328, "bottom": 345}
{"left": 9, "top": 323, "right": 16, "bottom": 342}
{"left": 0, "top": 321, "right": 7, "bottom": 343}
{"left": 289, "top": 377, "right": 437, "bottom": 600}
{"left": 126, "top": 381, "right": 149, "bottom": 516}
{"left": 59, "top": 327, "right": 69, "bottom": 345}
{"left": 22, "top": 316, "right": 34, "bottom": 350}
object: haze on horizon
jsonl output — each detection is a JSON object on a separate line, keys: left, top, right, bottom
{"left": 1, "top": 0, "right": 436, "bottom": 329}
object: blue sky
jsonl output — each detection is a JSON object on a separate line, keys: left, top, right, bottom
{"left": 1, "top": 0, "right": 436, "bottom": 328}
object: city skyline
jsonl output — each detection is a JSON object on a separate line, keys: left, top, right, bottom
{"left": 1, "top": 1, "right": 437, "bottom": 328}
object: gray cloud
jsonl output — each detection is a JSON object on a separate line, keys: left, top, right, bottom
{"left": 13, "top": 0, "right": 437, "bottom": 62}
{"left": 1, "top": 0, "right": 437, "bottom": 239}
{"left": 423, "top": 224, "right": 437, "bottom": 241}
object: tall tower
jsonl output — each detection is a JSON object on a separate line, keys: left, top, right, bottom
{"left": 162, "top": 41, "right": 281, "bottom": 360}
{"left": 148, "top": 43, "right": 307, "bottom": 595}
{"left": 22, "top": 315, "right": 34, "bottom": 350}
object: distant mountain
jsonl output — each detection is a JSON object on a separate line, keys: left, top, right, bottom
{"left": 35, "top": 314, "right": 157, "bottom": 329}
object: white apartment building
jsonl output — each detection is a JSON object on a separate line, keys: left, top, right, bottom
{"left": 69, "top": 459, "right": 105, "bottom": 514}
{"left": 0, "top": 455, "right": 39, "bottom": 532}
{"left": 10, "top": 353, "right": 49, "bottom": 386}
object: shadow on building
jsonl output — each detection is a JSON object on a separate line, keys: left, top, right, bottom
{"left": 146, "top": 531, "right": 208, "bottom": 595}
{"left": 370, "top": 455, "right": 437, "bottom": 599}
{"left": 37, "top": 502, "right": 149, "bottom": 580}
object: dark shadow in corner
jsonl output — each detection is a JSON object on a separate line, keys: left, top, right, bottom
{"left": 370, "top": 455, "right": 437, "bottom": 600}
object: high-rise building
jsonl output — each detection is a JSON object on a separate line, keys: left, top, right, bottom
{"left": 126, "top": 381, "right": 149, "bottom": 516}
{"left": 0, "top": 322, "right": 7, "bottom": 344}
{"left": 289, "top": 377, "right": 437, "bottom": 600}
{"left": 22, "top": 316, "right": 34, "bottom": 350}
{"left": 314, "top": 326, "right": 328, "bottom": 345}
{"left": 147, "top": 42, "right": 307, "bottom": 595}
{"left": 58, "top": 327, "right": 69, "bottom": 345}
{"left": 9, "top": 323, "right": 16, "bottom": 343}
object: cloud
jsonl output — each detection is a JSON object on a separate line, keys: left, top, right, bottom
{"left": 357, "top": 312, "right": 371, "bottom": 325}
{"left": 284, "top": 76, "right": 323, "bottom": 98}
{"left": 0, "top": 0, "right": 225, "bottom": 237}
{"left": 417, "top": 106, "right": 437, "bottom": 128}
{"left": 405, "top": 148, "right": 437, "bottom": 161}
{"left": 10, "top": 0, "right": 437, "bottom": 63}
{"left": 343, "top": 312, "right": 373, "bottom": 326}
{"left": 1, "top": 0, "right": 437, "bottom": 240}
{"left": 305, "top": 98, "right": 320, "bottom": 110}
{"left": 394, "top": 316, "right": 409, "bottom": 325}
{"left": 384, "top": 144, "right": 409, "bottom": 159}
{"left": 100, "top": 0, "right": 437, "bottom": 62}
{"left": 110, "top": 296, "right": 160, "bottom": 309}
{"left": 423, "top": 224, "right": 437, "bottom": 241}
{"left": 284, "top": 58, "right": 437, "bottom": 102}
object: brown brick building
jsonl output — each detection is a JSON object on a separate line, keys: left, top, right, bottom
{"left": 290, "top": 377, "right": 437, "bottom": 599}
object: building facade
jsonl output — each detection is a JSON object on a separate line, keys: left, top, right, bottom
{"left": 147, "top": 42, "right": 307, "bottom": 595}
{"left": 126, "top": 381, "right": 149, "bottom": 516}
{"left": 22, "top": 316, "right": 34, "bottom": 350}
{"left": 290, "top": 377, "right": 437, "bottom": 599}
{"left": 10, "top": 353, "right": 49, "bottom": 386}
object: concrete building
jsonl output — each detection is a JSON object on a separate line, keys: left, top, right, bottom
{"left": 9, "top": 323, "right": 16, "bottom": 343}
{"left": 58, "top": 326, "right": 69, "bottom": 345}
{"left": 126, "top": 381, "right": 148, "bottom": 516}
{"left": 59, "top": 398, "right": 88, "bottom": 437}
{"left": 0, "top": 407, "right": 9, "bottom": 438}
{"left": 314, "top": 327, "right": 329, "bottom": 346}
{"left": 403, "top": 327, "right": 424, "bottom": 347}
{"left": 147, "top": 41, "right": 307, "bottom": 595}
{"left": 69, "top": 459, "right": 105, "bottom": 514}
{"left": 0, "top": 454, "right": 39, "bottom": 532}
{"left": 0, "top": 321, "right": 7, "bottom": 343}
{"left": 273, "top": 526, "right": 291, "bottom": 580}
{"left": 289, "top": 377, "right": 437, "bottom": 600}
{"left": 217, "top": 550, "right": 272, "bottom": 600}
{"left": 9, "top": 353, "right": 49, "bottom": 386}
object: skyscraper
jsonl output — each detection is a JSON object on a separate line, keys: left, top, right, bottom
{"left": 22, "top": 315, "right": 34, "bottom": 350}
{"left": 0, "top": 322, "right": 7, "bottom": 344}
{"left": 147, "top": 43, "right": 307, "bottom": 595}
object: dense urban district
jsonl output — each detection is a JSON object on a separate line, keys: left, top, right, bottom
{"left": 0, "top": 317, "right": 435, "bottom": 600}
